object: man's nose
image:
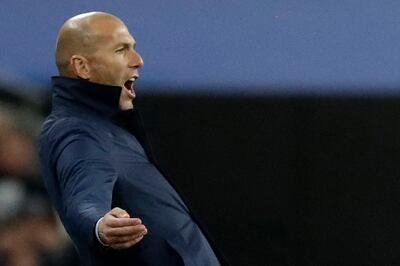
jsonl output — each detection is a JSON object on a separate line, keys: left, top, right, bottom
{"left": 129, "top": 50, "right": 144, "bottom": 68}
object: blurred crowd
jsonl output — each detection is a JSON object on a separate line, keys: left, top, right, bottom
{"left": 0, "top": 84, "right": 78, "bottom": 266}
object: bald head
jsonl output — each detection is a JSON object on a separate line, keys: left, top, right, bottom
{"left": 55, "top": 12, "right": 126, "bottom": 76}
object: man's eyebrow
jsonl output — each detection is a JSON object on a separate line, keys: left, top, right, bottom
{"left": 114, "top": 41, "right": 136, "bottom": 49}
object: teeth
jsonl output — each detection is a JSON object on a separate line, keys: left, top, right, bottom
{"left": 129, "top": 77, "right": 136, "bottom": 82}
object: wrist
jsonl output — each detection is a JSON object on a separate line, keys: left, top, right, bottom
{"left": 95, "top": 217, "right": 109, "bottom": 246}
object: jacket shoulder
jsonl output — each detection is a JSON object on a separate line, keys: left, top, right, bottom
{"left": 39, "top": 115, "right": 106, "bottom": 159}
{"left": 40, "top": 115, "right": 94, "bottom": 142}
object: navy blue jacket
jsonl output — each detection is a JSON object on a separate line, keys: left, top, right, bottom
{"left": 38, "top": 77, "right": 222, "bottom": 266}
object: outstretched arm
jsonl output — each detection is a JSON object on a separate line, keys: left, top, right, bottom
{"left": 52, "top": 126, "right": 146, "bottom": 248}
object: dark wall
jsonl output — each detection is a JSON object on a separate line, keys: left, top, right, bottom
{"left": 137, "top": 94, "right": 400, "bottom": 265}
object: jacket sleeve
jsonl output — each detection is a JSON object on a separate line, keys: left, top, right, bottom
{"left": 51, "top": 123, "right": 117, "bottom": 248}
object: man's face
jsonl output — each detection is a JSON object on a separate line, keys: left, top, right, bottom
{"left": 86, "top": 19, "right": 143, "bottom": 96}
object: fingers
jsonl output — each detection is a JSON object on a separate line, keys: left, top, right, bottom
{"left": 102, "top": 225, "right": 147, "bottom": 248}
{"left": 99, "top": 207, "right": 148, "bottom": 249}
{"left": 106, "top": 217, "right": 142, "bottom": 227}
{"left": 109, "top": 207, "right": 130, "bottom": 218}
{"left": 104, "top": 208, "right": 142, "bottom": 227}
{"left": 108, "top": 229, "right": 147, "bottom": 244}
{"left": 112, "top": 235, "right": 144, "bottom": 250}
{"left": 107, "top": 224, "right": 146, "bottom": 236}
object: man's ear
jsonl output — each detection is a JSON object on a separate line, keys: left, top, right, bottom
{"left": 70, "top": 55, "right": 90, "bottom": 79}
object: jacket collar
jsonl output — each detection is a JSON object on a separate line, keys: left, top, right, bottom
{"left": 51, "top": 76, "right": 122, "bottom": 117}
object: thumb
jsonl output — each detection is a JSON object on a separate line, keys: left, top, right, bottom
{"left": 109, "top": 207, "right": 130, "bottom": 218}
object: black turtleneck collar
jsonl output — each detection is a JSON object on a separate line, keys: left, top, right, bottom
{"left": 51, "top": 76, "right": 122, "bottom": 117}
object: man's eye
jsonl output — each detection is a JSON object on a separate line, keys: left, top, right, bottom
{"left": 116, "top": 48, "right": 125, "bottom": 53}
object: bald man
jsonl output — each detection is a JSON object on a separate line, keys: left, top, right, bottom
{"left": 39, "top": 12, "right": 225, "bottom": 266}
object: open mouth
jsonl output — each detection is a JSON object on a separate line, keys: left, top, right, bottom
{"left": 124, "top": 77, "right": 137, "bottom": 98}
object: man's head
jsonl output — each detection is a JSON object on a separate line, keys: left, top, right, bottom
{"left": 55, "top": 12, "right": 143, "bottom": 107}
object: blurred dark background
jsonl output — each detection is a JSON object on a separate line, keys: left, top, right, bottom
{"left": 2, "top": 1, "right": 400, "bottom": 265}
{"left": 136, "top": 93, "right": 400, "bottom": 265}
